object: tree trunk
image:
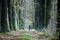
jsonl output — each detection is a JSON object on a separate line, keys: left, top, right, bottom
{"left": 0, "top": 0, "right": 2, "bottom": 32}
{"left": 1, "top": 0, "right": 10, "bottom": 32}
{"left": 12, "top": 0, "right": 19, "bottom": 31}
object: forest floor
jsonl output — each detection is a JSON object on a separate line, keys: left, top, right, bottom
{"left": 0, "top": 29, "right": 52, "bottom": 40}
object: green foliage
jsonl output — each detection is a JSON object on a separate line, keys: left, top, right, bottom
{"left": 57, "top": 31, "right": 60, "bottom": 37}
{"left": 38, "top": 31, "right": 51, "bottom": 38}
{"left": 22, "top": 32, "right": 31, "bottom": 39}
{"left": 17, "top": 32, "right": 32, "bottom": 40}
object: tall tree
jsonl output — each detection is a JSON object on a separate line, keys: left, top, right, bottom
{"left": 1, "top": 0, "right": 10, "bottom": 32}
{"left": 0, "top": 0, "right": 2, "bottom": 32}
{"left": 12, "top": 0, "right": 19, "bottom": 30}
{"left": 7, "top": 0, "right": 15, "bottom": 31}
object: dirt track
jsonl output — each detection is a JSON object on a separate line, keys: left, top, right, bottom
{"left": 0, "top": 30, "right": 52, "bottom": 40}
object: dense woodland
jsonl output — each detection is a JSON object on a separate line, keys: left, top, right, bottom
{"left": 0, "top": 0, "right": 57, "bottom": 33}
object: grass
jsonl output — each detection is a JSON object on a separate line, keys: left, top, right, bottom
{"left": 17, "top": 32, "right": 32, "bottom": 40}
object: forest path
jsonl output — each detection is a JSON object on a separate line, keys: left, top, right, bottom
{"left": 0, "top": 30, "right": 51, "bottom": 40}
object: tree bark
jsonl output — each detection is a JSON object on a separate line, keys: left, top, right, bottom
{"left": 1, "top": 0, "right": 10, "bottom": 32}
